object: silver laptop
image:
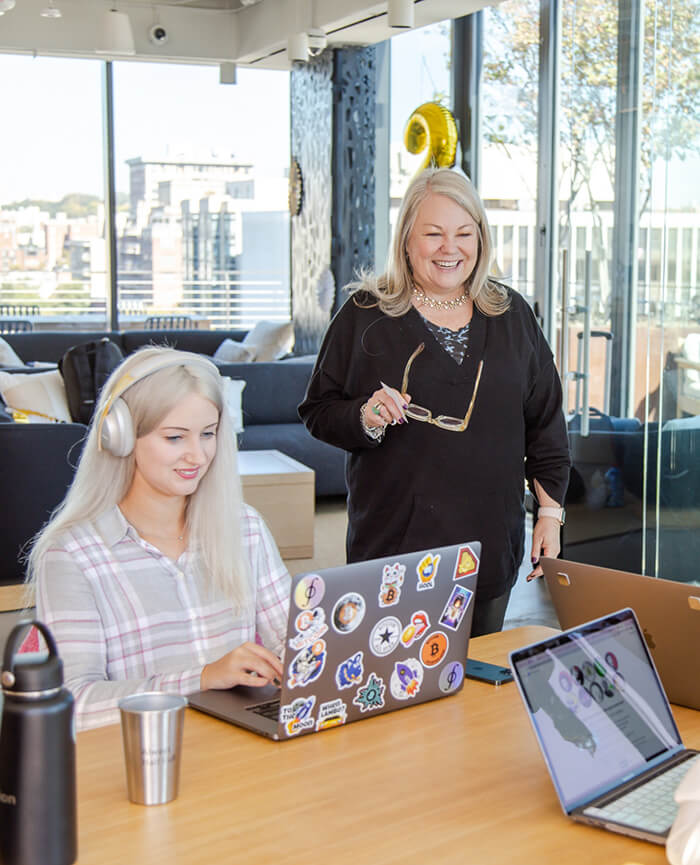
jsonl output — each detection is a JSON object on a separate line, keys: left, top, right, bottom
{"left": 188, "top": 540, "right": 481, "bottom": 740}
{"left": 510, "top": 608, "right": 699, "bottom": 843}
{"left": 542, "top": 557, "right": 700, "bottom": 710}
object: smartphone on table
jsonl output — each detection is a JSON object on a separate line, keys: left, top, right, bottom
{"left": 464, "top": 658, "right": 514, "bottom": 686}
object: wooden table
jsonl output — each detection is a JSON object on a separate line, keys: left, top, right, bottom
{"left": 238, "top": 449, "right": 315, "bottom": 559}
{"left": 74, "top": 626, "right": 700, "bottom": 864}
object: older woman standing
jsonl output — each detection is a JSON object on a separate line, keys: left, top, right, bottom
{"left": 299, "top": 168, "right": 570, "bottom": 636}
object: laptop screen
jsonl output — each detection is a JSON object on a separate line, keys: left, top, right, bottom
{"left": 510, "top": 609, "right": 683, "bottom": 812}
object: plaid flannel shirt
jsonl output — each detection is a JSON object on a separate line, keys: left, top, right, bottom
{"left": 36, "top": 504, "right": 290, "bottom": 731}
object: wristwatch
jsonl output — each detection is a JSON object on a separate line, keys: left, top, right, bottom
{"left": 538, "top": 506, "right": 566, "bottom": 525}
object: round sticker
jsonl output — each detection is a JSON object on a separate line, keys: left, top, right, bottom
{"left": 420, "top": 631, "right": 449, "bottom": 668}
{"left": 369, "top": 616, "right": 402, "bottom": 657}
{"left": 439, "top": 661, "right": 464, "bottom": 693}
{"left": 390, "top": 659, "right": 423, "bottom": 700}
{"left": 331, "top": 592, "right": 366, "bottom": 634}
{"left": 294, "top": 575, "right": 325, "bottom": 610}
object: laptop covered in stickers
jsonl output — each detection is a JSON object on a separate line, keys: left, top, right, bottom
{"left": 187, "top": 540, "right": 481, "bottom": 740}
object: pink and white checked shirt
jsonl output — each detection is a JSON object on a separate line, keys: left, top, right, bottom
{"left": 36, "top": 504, "right": 290, "bottom": 731}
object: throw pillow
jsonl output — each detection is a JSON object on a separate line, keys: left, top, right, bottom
{"left": 242, "top": 320, "right": 294, "bottom": 362}
{"left": 0, "top": 336, "right": 23, "bottom": 367}
{"left": 213, "top": 338, "right": 257, "bottom": 363}
{"left": 0, "top": 369, "right": 72, "bottom": 423}
{"left": 221, "top": 377, "right": 246, "bottom": 433}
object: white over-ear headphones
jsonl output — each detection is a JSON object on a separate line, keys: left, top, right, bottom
{"left": 97, "top": 352, "right": 219, "bottom": 458}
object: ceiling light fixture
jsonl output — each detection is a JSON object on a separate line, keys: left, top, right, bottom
{"left": 388, "top": 0, "right": 414, "bottom": 29}
{"left": 95, "top": 8, "right": 136, "bottom": 56}
{"left": 0, "top": 0, "right": 17, "bottom": 15}
{"left": 41, "top": 0, "right": 63, "bottom": 18}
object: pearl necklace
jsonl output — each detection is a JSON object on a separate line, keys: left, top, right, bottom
{"left": 412, "top": 286, "right": 470, "bottom": 311}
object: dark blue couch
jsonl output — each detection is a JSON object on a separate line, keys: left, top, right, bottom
{"left": 0, "top": 329, "right": 346, "bottom": 583}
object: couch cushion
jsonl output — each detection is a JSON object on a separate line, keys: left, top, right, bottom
{"left": 242, "top": 321, "right": 294, "bottom": 362}
{"left": 214, "top": 338, "right": 257, "bottom": 363}
{"left": 221, "top": 377, "right": 246, "bottom": 433}
{"left": 0, "top": 336, "right": 23, "bottom": 367}
{"left": 0, "top": 369, "right": 72, "bottom": 423}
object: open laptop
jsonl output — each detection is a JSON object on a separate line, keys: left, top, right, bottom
{"left": 542, "top": 557, "right": 700, "bottom": 710}
{"left": 188, "top": 540, "right": 480, "bottom": 740}
{"left": 510, "top": 608, "right": 700, "bottom": 844}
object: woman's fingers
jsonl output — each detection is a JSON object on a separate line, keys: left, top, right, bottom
{"left": 366, "top": 387, "right": 405, "bottom": 427}
{"left": 526, "top": 516, "right": 561, "bottom": 581}
{"left": 201, "top": 642, "right": 283, "bottom": 690}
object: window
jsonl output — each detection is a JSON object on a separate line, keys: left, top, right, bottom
{"left": 481, "top": 0, "right": 539, "bottom": 303}
{"left": 389, "top": 21, "right": 453, "bottom": 236}
{"left": 112, "top": 63, "right": 290, "bottom": 330}
{"left": 0, "top": 55, "right": 105, "bottom": 328}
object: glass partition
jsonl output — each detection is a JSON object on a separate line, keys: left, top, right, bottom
{"left": 556, "top": 0, "right": 700, "bottom": 581}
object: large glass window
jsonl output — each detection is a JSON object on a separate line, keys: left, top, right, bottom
{"left": 481, "top": 0, "right": 539, "bottom": 305}
{"left": 389, "top": 21, "right": 453, "bottom": 238}
{"left": 112, "top": 63, "right": 290, "bottom": 329}
{"left": 0, "top": 55, "right": 105, "bottom": 330}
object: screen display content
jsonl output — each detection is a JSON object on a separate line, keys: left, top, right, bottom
{"left": 512, "top": 611, "right": 681, "bottom": 811}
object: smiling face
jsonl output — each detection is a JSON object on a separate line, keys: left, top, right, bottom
{"left": 131, "top": 391, "right": 219, "bottom": 501}
{"left": 405, "top": 193, "right": 480, "bottom": 298}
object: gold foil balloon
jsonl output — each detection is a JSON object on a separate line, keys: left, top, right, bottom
{"left": 404, "top": 102, "right": 458, "bottom": 172}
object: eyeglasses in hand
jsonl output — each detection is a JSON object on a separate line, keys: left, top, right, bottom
{"left": 400, "top": 342, "right": 483, "bottom": 432}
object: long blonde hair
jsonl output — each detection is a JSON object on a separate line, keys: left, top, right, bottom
{"left": 350, "top": 167, "right": 510, "bottom": 317}
{"left": 27, "top": 346, "right": 249, "bottom": 610}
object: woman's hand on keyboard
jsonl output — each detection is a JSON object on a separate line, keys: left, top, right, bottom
{"left": 200, "top": 642, "right": 283, "bottom": 690}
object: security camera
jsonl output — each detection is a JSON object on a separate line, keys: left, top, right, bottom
{"left": 307, "top": 28, "right": 327, "bottom": 57}
{"left": 149, "top": 24, "right": 168, "bottom": 46}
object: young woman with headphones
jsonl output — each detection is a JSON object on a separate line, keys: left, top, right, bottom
{"left": 27, "top": 346, "right": 289, "bottom": 731}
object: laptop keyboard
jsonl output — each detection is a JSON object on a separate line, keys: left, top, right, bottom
{"left": 245, "top": 698, "right": 281, "bottom": 721}
{"left": 584, "top": 753, "right": 700, "bottom": 833}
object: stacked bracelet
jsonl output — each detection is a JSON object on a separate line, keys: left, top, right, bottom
{"left": 360, "top": 402, "right": 385, "bottom": 441}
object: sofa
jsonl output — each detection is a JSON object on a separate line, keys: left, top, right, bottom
{"left": 0, "top": 328, "right": 347, "bottom": 584}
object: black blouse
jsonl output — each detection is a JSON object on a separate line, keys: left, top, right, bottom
{"left": 299, "top": 287, "right": 570, "bottom": 600}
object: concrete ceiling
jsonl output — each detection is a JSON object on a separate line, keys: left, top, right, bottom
{"left": 0, "top": 0, "right": 500, "bottom": 67}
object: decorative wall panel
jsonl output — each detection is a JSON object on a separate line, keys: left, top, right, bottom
{"left": 290, "top": 52, "right": 333, "bottom": 355}
{"left": 331, "top": 46, "right": 377, "bottom": 314}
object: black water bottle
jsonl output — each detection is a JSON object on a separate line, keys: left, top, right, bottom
{"left": 0, "top": 621, "right": 77, "bottom": 865}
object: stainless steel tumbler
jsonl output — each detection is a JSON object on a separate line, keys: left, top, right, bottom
{"left": 118, "top": 692, "right": 186, "bottom": 806}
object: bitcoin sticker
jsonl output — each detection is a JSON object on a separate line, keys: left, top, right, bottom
{"left": 294, "top": 575, "right": 326, "bottom": 610}
{"left": 420, "top": 631, "right": 449, "bottom": 668}
{"left": 332, "top": 592, "right": 366, "bottom": 634}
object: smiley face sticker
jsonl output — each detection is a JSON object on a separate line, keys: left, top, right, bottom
{"left": 420, "top": 631, "right": 449, "bottom": 668}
